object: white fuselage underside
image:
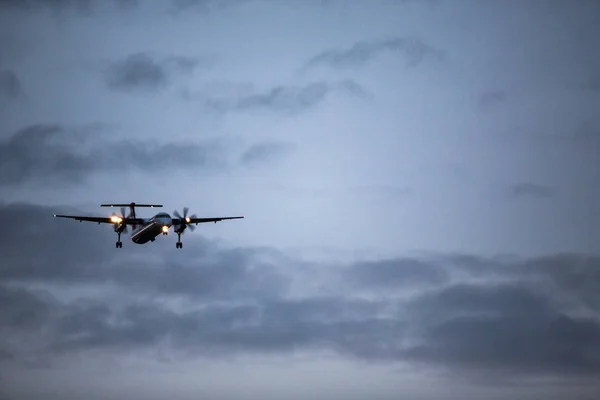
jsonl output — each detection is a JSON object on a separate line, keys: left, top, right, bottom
{"left": 130, "top": 216, "right": 172, "bottom": 244}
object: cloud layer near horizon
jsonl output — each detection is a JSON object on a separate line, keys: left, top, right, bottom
{"left": 2, "top": 202, "right": 599, "bottom": 386}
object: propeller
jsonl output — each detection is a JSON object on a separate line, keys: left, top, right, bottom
{"left": 173, "top": 207, "right": 196, "bottom": 233}
{"left": 111, "top": 207, "right": 129, "bottom": 233}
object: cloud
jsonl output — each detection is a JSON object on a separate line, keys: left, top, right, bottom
{"left": 2, "top": 202, "right": 600, "bottom": 382}
{"left": 403, "top": 282, "right": 600, "bottom": 377}
{"left": 170, "top": 0, "right": 438, "bottom": 15}
{"left": 0, "top": 282, "right": 398, "bottom": 362}
{"left": 0, "top": 350, "right": 13, "bottom": 361}
{"left": 344, "top": 257, "right": 449, "bottom": 291}
{"left": 303, "top": 36, "right": 445, "bottom": 70}
{"left": 0, "top": 0, "right": 137, "bottom": 13}
{"left": 169, "top": 0, "right": 242, "bottom": 13}
{"left": 42, "top": 295, "right": 396, "bottom": 358}
{"left": 0, "top": 70, "right": 21, "bottom": 99}
{"left": 105, "top": 53, "right": 209, "bottom": 93}
{"left": 200, "top": 79, "right": 368, "bottom": 115}
{"left": 511, "top": 183, "right": 556, "bottom": 199}
{"left": 239, "top": 142, "right": 294, "bottom": 167}
{"left": 0, "top": 124, "right": 270, "bottom": 187}
{"left": 0, "top": 203, "right": 284, "bottom": 299}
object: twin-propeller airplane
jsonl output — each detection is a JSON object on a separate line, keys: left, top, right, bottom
{"left": 54, "top": 202, "right": 244, "bottom": 248}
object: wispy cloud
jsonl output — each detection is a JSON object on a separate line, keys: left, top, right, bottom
{"left": 303, "top": 36, "right": 445, "bottom": 70}
{"left": 197, "top": 79, "right": 368, "bottom": 115}
{"left": 0, "top": 0, "right": 138, "bottom": 13}
{"left": 104, "top": 52, "right": 211, "bottom": 93}
{"left": 0, "top": 124, "right": 279, "bottom": 187}
{"left": 239, "top": 142, "right": 295, "bottom": 167}
{"left": 169, "top": 0, "right": 242, "bottom": 13}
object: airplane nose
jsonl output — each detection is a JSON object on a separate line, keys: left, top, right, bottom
{"left": 161, "top": 217, "right": 172, "bottom": 234}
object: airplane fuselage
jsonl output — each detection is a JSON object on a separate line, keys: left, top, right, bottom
{"left": 130, "top": 213, "right": 173, "bottom": 244}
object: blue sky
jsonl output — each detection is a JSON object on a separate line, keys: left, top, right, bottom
{"left": 1, "top": 1, "right": 599, "bottom": 399}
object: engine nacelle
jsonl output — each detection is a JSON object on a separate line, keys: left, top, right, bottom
{"left": 110, "top": 214, "right": 127, "bottom": 233}
{"left": 112, "top": 223, "right": 122, "bottom": 233}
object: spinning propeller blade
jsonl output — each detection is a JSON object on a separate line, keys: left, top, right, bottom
{"left": 173, "top": 207, "right": 196, "bottom": 233}
{"left": 120, "top": 207, "right": 128, "bottom": 233}
{"left": 111, "top": 207, "right": 129, "bottom": 233}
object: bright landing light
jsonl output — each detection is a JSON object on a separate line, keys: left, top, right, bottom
{"left": 162, "top": 225, "right": 169, "bottom": 233}
{"left": 110, "top": 216, "right": 122, "bottom": 223}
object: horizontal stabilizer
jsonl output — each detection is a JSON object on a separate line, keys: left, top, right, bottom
{"left": 101, "top": 203, "right": 163, "bottom": 208}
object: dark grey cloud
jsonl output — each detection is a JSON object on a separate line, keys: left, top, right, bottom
{"left": 202, "top": 79, "right": 368, "bottom": 115}
{"left": 0, "top": 282, "right": 399, "bottom": 362}
{"left": 0, "top": 202, "right": 116, "bottom": 268}
{"left": 0, "top": 350, "right": 13, "bottom": 361}
{"left": 511, "top": 183, "right": 556, "bottom": 199}
{"left": 0, "top": 285, "right": 56, "bottom": 333}
{"left": 239, "top": 142, "right": 294, "bottom": 167}
{"left": 41, "top": 295, "right": 396, "bottom": 358}
{"left": 522, "top": 254, "right": 600, "bottom": 313}
{"left": 0, "top": 70, "right": 21, "bottom": 99}
{"left": 170, "top": 0, "right": 240, "bottom": 13}
{"left": 105, "top": 53, "right": 208, "bottom": 93}
{"left": 0, "top": 123, "right": 275, "bottom": 187}
{"left": 0, "top": 202, "right": 288, "bottom": 302}
{"left": 0, "top": 0, "right": 137, "bottom": 13}
{"left": 169, "top": 0, "right": 330, "bottom": 14}
{"left": 406, "top": 282, "right": 556, "bottom": 322}
{"left": 2, "top": 201, "right": 600, "bottom": 382}
{"left": 303, "top": 36, "right": 445, "bottom": 70}
{"left": 170, "top": 0, "right": 438, "bottom": 15}
{"left": 344, "top": 257, "right": 449, "bottom": 290}
{"left": 1, "top": 246, "right": 288, "bottom": 303}
{"left": 404, "top": 282, "right": 600, "bottom": 378}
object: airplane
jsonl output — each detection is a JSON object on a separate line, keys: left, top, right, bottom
{"left": 53, "top": 202, "right": 244, "bottom": 249}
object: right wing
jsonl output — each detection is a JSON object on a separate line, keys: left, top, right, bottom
{"left": 172, "top": 216, "right": 245, "bottom": 225}
{"left": 53, "top": 214, "right": 145, "bottom": 225}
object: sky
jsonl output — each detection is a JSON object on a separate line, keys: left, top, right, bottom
{"left": 0, "top": 0, "right": 599, "bottom": 399}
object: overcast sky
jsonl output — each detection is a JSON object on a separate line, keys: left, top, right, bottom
{"left": 1, "top": 0, "right": 599, "bottom": 399}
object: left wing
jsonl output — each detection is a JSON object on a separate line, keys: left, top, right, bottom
{"left": 53, "top": 214, "right": 145, "bottom": 225}
{"left": 172, "top": 216, "right": 245, "bottom": 225}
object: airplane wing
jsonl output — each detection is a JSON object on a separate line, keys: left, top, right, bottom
{"left": 53, "top": 214, "right": 145, "bottom": 225}
{"left": 173, "top": 216, "right": 245, "bottom": 225}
